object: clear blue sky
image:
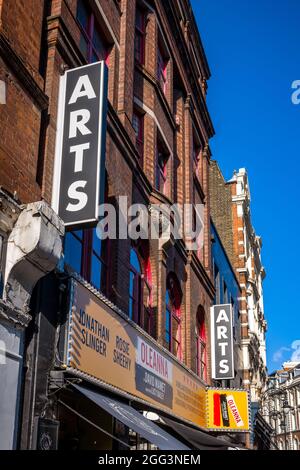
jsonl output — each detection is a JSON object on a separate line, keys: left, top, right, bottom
{"left": 191, "top": 0, "right": 300, "bottom": 372}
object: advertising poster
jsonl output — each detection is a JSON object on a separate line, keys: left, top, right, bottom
{"left": 206, "top": 388, "right": 250, "bottom": 432}
{"left": 66, "top": 277, "right": 206, "bottom": 428}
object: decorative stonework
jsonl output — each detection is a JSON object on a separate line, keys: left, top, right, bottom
{"left": 3, "top": 201, "right": 64, "bottom": 320}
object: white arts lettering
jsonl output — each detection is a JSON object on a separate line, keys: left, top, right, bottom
{"left": 211, "top": 305, "right": 234, "bottom": 380}
{"left": 52, "top": 61, "right": 108, "bottom": 227}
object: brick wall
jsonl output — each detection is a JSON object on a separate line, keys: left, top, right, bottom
{"left": 209, "top": 160, "right": 235, "bottom": 265}
{"left": 0, "top": 0, "right": 46, "bottom": 203}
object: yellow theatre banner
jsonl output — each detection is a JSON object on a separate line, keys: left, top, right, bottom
{"left": 206, "top": 388, "right": 250, "bottom": 432}
{"left": 66, "top": 277, "right": 206, "bottom": 428}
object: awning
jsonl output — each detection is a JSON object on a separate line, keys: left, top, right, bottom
{"left": 161, "top": 416, "right": 233, "bottom": 450}
{"left": 73, "top": 384, "right": 190, "bottom": 450}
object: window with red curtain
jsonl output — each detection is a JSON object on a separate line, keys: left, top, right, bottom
{"left": 64, "top": 175, "right": 110, "bottom": 296}
{"left": 166, "top": 274, "right": 182, "bottom": 360}
{"left": 129, "top": 243, "right": 153, "bottom": 336}
{"left": 134, "top": 7, "right": 145, "bottom": 64}
{"left": 196, "top": 307, "right": 207, "bottom": 381}
{"left": 132, "top": 111, "right": 144, "bottom": 161}
{"left": 157, "top": 44, "right": 167, "bottom": 94}
{"left": 76, "top": 0, "right": 109, "bottom": 64}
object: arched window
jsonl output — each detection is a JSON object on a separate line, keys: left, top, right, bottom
{"left": 129, "top": 244, "right": 153, "bottom": 336}
{"left": 165, "top": 274, "right": 182, "bottom": 360}
{"left": 196, "top": 307, "right": 207, "bottom": 381}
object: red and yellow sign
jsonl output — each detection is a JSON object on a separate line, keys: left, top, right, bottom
{"left": 206, "top": 388, "right": 250, "bottom": 431}
{"left": 67, "top": 278, "right": 206, "bottom": 428}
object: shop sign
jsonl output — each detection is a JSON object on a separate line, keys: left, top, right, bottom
{"left": 52, "top": 62, "right": 107, "bottom": 228}
{"left": 66, "top": 277, "right": 206, "bottom": 428}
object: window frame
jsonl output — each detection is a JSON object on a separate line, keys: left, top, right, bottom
{"left": 129, "top": 245, "right": 153, "bottom": 336}
{"left": 129, "top": 248, "right": 143, "bottom": 324}
{"left": 166, "top": 274, "right": 182, "bottom": 360}
{"left": 214, "top": 263, "right": 220, "bottom": 304}
{"left": 196, "top": 308, "right": 207, "bottom": 381}
{"left": 90, "top": 231, "right": 110, "bottom": 294}
{"left": 64, "top": 229, "right": 110, "bottom": 296}
{"left": 132, "top": 111, "right": 144, "bottom": 162}
{"left": 155, "top": 138, "right": 169, "bottom": 195}
{"left": 76, "top": 0, "right": 109, "bottom": 64}
{"left": 134, "top": 7, "right": 146, "bottom": 65}
{"left": 223, "top": 280, "right": 228, "bottom": 303}
{"left": 157, "top": 43, "right": 168, "bottom": 94}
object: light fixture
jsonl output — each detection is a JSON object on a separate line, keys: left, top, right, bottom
{"left": 143, "top": 411, "right": 160, "bottom": 422}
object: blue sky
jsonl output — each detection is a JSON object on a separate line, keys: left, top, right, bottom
{"left": 191, "top": 0, "right": 300, "bottom": 372}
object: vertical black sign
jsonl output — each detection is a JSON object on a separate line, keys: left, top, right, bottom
{"left": 52, "top": 62, "right": 108, "bottom": 227}
{"left": 211, "top": 304, "right": 234, "bottom": 380}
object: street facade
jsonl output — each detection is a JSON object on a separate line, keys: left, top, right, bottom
{"left": 0, "top": 0, "right": 281, "bottom": 452}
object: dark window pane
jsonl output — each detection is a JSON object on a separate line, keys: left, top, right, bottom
{"left": 73, "top": 230, "right": 83, "bottom": 240}
{"left": 91, "top": 255, "right": 102, "bottom": 290}
{"left": 79, "top": 35, "right": 89, "bottom": 60}
{"left": 91, "top": 51, "right": 99, "bottom": 63}
{"left": 157, "top": 47, "right": 167, "bottom": 92}
{"left": 135, "top": 9, "right": 144, "bottom": 30}
{"left": 64, "top": 232, "right": 82, "bottom": 273}
{"left": 166, "top": 289, "right": 170, "bottom": 305}
{"left": 129, "top": 271, "right": 135, "bottom": 297}
{"left": 133, "top": 113, "right": 143, "bottom": 159}
{"left": 132, "top": 114, "right": 140, "bottom": 136}
{"left": 135, "top": 34, "right": 143, "bottom": 62}
{"left": 165, "top": 304, "right": 171, "bottom": 345}
{"left": 130, "top": 249, "right": 141, "bottom": 273}
{"left": 92, "top": 228, "right": 101, "bottom": 254}
{"left": 129, "top": 297, "right": 134, "bottom": 320}
{"left": 100, "top": 263, "right": 107, "bottom": 294}
{"left": 93, "top": 27, "right": 107, "bottom": 60}
{"left": 77, "top": 0, "right": 89, "bottom": 30}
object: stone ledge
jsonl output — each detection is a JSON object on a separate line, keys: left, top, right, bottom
{"left": 0, "top": 298, "right": 31, "bottom": 327}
